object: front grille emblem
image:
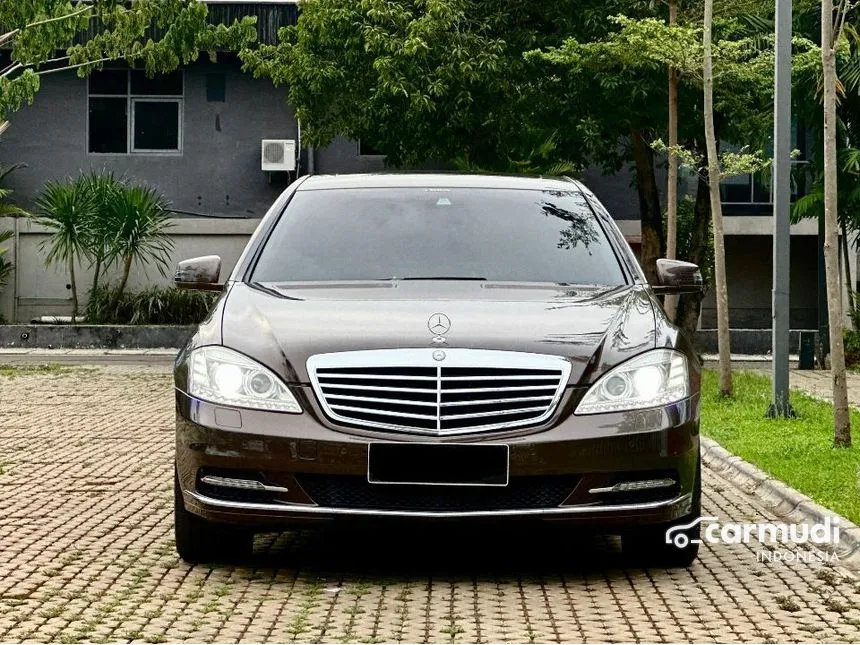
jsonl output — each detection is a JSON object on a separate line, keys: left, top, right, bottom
{"left": 432, "top": 350, "right": 446, "bottom": 361}
{"left": 428, "top": 313, "right": 451, "bottom": 335}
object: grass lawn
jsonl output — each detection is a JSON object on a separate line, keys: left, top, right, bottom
{"left": 700, "top": 370, "right": 860, "bottom": 525}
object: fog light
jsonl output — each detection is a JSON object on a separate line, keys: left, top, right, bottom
{"left": 200, "top": 475, "right": 289, "bottom": 493}
{"left": 589, "top": 478, "right": 675, "bottom": 494}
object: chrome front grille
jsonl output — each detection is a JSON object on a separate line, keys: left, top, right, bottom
{"left": 307, "top": 349, "right": 571, "bottom": 435}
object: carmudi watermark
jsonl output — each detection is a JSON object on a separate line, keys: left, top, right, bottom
{"left": 665, "top": 515, "right": 841, "bottom": 562}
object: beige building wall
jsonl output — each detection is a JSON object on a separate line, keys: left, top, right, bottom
{"left": 0, "top": 217, "right": 260, "bottom": 322}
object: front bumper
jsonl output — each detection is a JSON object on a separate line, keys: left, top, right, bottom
{"left": 176, "top": 386, "right": 700, "bottom": 528}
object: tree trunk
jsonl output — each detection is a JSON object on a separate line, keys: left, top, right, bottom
{"left": 68, "top": 255, "right": 78, "bottom": 323}
{"left": 676, "top": 151, "right": 711, "bottom": 340}
{"left": 822, "top": 1, "right": 852, "bottom": 447}
{"left": 841, "top": 220, "right": 855, "bottom": 327}
{"left": 703, "top": 0, "right": 732, "bottom": 396}
{"left": 664, "top": 0, "right": 680, "bottom": 322}
{"left": 631, "top": 128, "right": 664, "bottom": 285}
{"left": 109, "top": 254, "right": 133, "bottom": 312}
{"left": 91, "top": 254, "right": 102, "bottom": 297}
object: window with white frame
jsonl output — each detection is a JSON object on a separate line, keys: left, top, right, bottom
{"left": 88, "top": 69, "right": 183, "bottom": 154}
{"left": 719, "top": 123, "right": 810, "bottom": 206}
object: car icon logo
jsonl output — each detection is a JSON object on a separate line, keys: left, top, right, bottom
{"left": 665, "top": 516, "right": 717, "bottom": 549}
{"left": 428, "top": 313, "right": 451, "bottom": 335}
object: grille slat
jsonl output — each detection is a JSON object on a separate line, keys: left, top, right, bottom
{"left": 442, "top": 384, "right": 559, "bottom": 394}
{"left": 326, "top": 393, "right": 439, "bottom": 408}
{"left": 440, "top": 405, "right": 550, "bottom": 421}
{"left": 321, "top": 383, "right": 439, "bottom": 395}
{"left": 440, "top": 395, "right": 555, "bottom": 407}
{"left": 439, "top": 374, "right": 564, "bottom": 382}
{"left": 309, "top": 349, "right": 571, "bottom": 436}
{"left": 329, "top": 403, "right": 439, "bottom": 421}
{"left": 318, "top": 373, "right": 438, "bottom": 381}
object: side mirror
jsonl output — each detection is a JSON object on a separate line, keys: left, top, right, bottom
{"left": 174, "top": 255, "right": 223, "bottom": 291}
{"left": 652, "top": 259, "right": 703, "bottom": 295}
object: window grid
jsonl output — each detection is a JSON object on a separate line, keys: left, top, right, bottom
{"left": 88, "top": 70, "right": 183, "bottom": 155}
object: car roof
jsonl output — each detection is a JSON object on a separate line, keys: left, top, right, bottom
{"left": 296, "top": 173, "right": 582, "bottom": 192}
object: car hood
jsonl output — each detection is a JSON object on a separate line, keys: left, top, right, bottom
{"left": 216, "top": 281, "right": 659, "bottom": 386}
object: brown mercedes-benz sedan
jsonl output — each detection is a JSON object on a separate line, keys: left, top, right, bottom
{"left": 173, "top": 173, "right": 703, "bottom": 566}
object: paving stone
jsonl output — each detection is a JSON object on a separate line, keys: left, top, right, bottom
{"left": 0, "top": 363, "right": 858, "bottom": 643}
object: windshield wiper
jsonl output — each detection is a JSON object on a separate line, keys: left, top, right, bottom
{"left": 383, "top": 276, "right": 488, "bottom": 281}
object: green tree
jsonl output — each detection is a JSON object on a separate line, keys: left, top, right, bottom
{"left": 0, "top": 229, "right": 12, "bottom": 296}
{"left": 821, "top": 0, "right": 853, "bottom": 448}
{"left": 79, "top": 169, "right": 123, "bottom": 297}
{"left": 33, "top": 179, "right": 96, "bottom": 322}
{"left": 0, "top": 0, "right": 257, "bottom": 122}
{"left": 242, "top": 0, "right": 684, "bottom": 281}
{"left": 0, "top": 163, "right": 29, "bottom": 319}
{"left": 104, "top": 183, "right": 174, "bottom": 308}
{"left": 241, "top": 0, "right": 590, "bottom": 169}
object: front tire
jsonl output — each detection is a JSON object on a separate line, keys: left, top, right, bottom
{"left": 622, "top": 454, "right": 702, "bottom": 568}
{"left": 174, "top": 470, "right": 254, "bottom": 564}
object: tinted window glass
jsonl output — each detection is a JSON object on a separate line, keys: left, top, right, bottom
{"left": 89, "top": 70, "right": 127, "bottom": 95}
{"left": 88, "top": 97, "right": 127, "bottom": 153}
{"left": 130, "top": 70, "right": 183, "bottom": 95}
{"left": 133, "top": 101, "right": 179, "bottom": 150}
{"left": 252, "top": 188, "right": 625, "bottom": 285}
{"left": 358, "top": 140, "right": 383, "bottom": 156}
{"left": 206, "top": 73, "right": 226, "bottom": 102}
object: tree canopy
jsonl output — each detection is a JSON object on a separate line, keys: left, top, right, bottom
{"left": 241, "top": 0, "right": 603, "bottom": 169}
{"left": 0, "top": 0, "right": 258, "bottom": 121}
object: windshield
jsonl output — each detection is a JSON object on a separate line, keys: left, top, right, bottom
{"left": 251, "top": 187, "right": 626, "bottom": 285}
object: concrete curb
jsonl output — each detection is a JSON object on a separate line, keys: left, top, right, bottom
{"left": 0, "top": 324, "right": 195, "bottom": 349}
{"left": 696, "top": 329, "right": 812, "bottom": 355}
{"left": 702, "top": 436, "right": 860, "bottom": 570}
{"left": 0, "top": 348, "right": 176, "bottom": 365}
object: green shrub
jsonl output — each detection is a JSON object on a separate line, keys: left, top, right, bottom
{"left": 85, "top": 284, "right": 217, "bottom": 325}
{"left": 0, "top": 229, "right": 12, "bottom": 291}
{"left": 32, "top": 171, "right": 175, "bottom": 321}
{"left": 844, "top": 329, "right": 860, "bottom": 368}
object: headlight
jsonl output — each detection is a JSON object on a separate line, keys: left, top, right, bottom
{"left": 187, "top": 346, "right": 302, "bottom": 413}
{"left": 575, "top": 349, "right": 689, "bottom": 415}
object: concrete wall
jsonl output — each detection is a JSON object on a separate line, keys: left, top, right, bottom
{"left": 5, "top": 60, "right": 286, "bottom": 217}
{"left": 580, "top": 162, "right": 678, "bottom": 223}
{"left": 1, "top": 59, "right": 387, "bottom": 218}
{"left": 0, "top": 216, "right": 259, "bottom": 322}
{"left": 700, "top": 235, "right": 820, "bottom": 329}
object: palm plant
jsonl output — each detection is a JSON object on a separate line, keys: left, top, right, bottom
{"left": 0, "top": 163, "right": 29, "bottom": 300}
{"left": 78, "top": 170, "right": 123, "bottom": 296}
{"left": 0, "top": 229, "right": 13, "bottom": 291}
{"left": 0, "top": 163, "right": 29, "bottom": 219}
{"left": 104, "top": 184, "right": 174, "bottom": 309}
{"left": 34, "top": 180, "right": 96, "bottom": 322}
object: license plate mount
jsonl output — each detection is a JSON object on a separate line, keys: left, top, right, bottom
{"left": 367, "top": 443, "right": 509, "bottom": 486}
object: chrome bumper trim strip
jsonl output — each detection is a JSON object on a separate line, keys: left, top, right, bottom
{"left": 187, "top": 491, "right": 692, "bottom": 519}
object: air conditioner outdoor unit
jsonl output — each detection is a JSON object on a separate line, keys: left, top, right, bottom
{"left": 261, "top": 139, "right": 296, "bottom": 172}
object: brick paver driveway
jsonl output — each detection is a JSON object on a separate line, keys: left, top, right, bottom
{"left": 1, "top": 363, "right": 859, "bottom": 644}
